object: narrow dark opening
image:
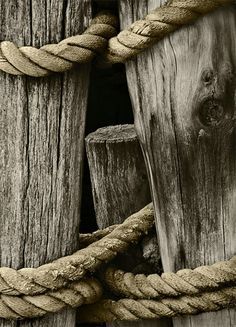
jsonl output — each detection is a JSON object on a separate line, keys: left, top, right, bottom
{"left": 92, "top": 0, "right": 118, "bottom": 14}
{"left": 79, "top": 4, "right": 133, "bottom": 233}
{"left": 80, "top": 63, "right": 134, "bottom": 234}
{"left": 78, "top": 2, "right": 133, "bottom": 325}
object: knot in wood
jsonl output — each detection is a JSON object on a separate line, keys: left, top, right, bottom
{"left": 198, "top": 99, "right": 225, "bottom": 127}
{"left": 201, "top": 69, "right": 214, "bottom": 86}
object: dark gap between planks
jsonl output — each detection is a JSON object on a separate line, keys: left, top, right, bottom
{"left": 78, "top": 0, "right": 133, "bottom": 326}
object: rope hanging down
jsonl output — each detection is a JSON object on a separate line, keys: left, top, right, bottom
{"left": 0, "top": 204, "right": 234, "bottom": 321}
{"left": 0, "top": 0, "right": 233, "bottom": 76}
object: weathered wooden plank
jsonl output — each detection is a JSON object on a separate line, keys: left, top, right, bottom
{"left": 119, "top": 1, "right": 236, "bottom": 326}
{"left": 86, "top": 124, "right": 172, "bottom": 327}
{"left": 0, "top": 1, "right": 91, "bottom": 326}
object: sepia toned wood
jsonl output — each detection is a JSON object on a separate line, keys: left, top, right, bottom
{"left": 0, "top": 1, "right": 92, "bottom": 326}
{"left": 86, "top": 124, "right": 172, "bottom": 327}
{"left": 119, "top": 1, "right": 236, "bottom": 326}
{"left": 85, "top": 125, "right": 151, "bottom": 229}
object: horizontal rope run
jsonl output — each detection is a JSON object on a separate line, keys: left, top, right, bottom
{"left": 103, "top": 260, "right": 236, "bottom": 300}
{"left": 0, "top": 203, "right": 234, "bottom": 320}
{"left": 0, "top": 12, "right": 118, "bottom": 77}
{"left": 0, "top": 278, "right": 102, "bottom": 320}
{"left": 0, "top": 205, "right": 154, "bottom": 319}
{"left": 77, "top": 286, "right": 236, "bottom": 323}
{"left": 0, "top": 0, "right": 234, "bottom": 76}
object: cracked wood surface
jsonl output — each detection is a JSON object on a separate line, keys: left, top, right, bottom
{"left": 119, "top": 1, "right": 236, "bottom": 326}
{"left": 0, "top": 1, "right": 91, "bottom": 326}
{"left": 86, "top": 125, "right": 151, "bottom": 229}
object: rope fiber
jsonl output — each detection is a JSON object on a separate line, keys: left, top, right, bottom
{"left": 0, "top": 0, "right": 233, "bottom": 76}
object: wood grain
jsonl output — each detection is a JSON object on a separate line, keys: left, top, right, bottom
{"left": 119, "top": 1, "right": 236, "bottom": 326}
{"left": 86, "top": 124, "right": 171, "bottom": 327}
{"left": 0, "top": 1, "right": 91, "bottom": 326}
{"left": 86, "top": 125, "right": 151, "bottom": 229}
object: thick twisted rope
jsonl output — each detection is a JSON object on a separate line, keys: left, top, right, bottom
{"left": 0, "top": 203, "right": 234, "bottom": 320}
{"left": 79, "top": 224, "right": 118, "bottom": 248}
{"left": 0, "top": 12, "right": 118, "bottom": 77}
{"left": 0, "top": 205, "right": 154, "bottom": 296}
{"left": 0, "top": 278, "right": 102, "bottom": 319}
{"left": 77, "top": 286, "right": 236, "bottom": 323}
{"left": 0, "top": 0, "right": 233, "bottom": 76}
{"left": 0, "top": 204, "right": 153, "bottom": 319}
{"left": 106, "top": 0, "right": 234, "bottom": 63}
{"left": 104, "top": 258, "right": 236, "bottom": 299}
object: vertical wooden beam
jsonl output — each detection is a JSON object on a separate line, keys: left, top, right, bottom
{"left": 0, "top": 1, "right": 91, "bottom": 326}
{"left": 119, "top": 1, "right": 236, "bottom": 326}
{"left": 86, "top": 124, "right": 172, "bottom": 327}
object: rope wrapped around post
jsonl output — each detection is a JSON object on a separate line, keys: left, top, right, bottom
{"left": 0, "top": 204, "right": 234, "bottom": 320}
{"left": 0, "top": 12, "right": 118, "bottom": 76}
{"left": 77, "top": 286, "right": 236, "bottom": 323}
{"left": 0, "top": 205, "right": 154, "bottom": 319}
{"left": 0, "top": 0, "right": 234, "bottom": 76}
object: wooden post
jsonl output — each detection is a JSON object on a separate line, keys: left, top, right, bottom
{"left": 0, "top": 1, "right": 91, "bottom": 326}
{"left": 86, "top": 125, "right": 151, "bottom": 229}
{"left": 86, "top": 124, "right": 172, "bottom": 327}
{"left": 119, "top": 1, "right": 236, "bottom": 326}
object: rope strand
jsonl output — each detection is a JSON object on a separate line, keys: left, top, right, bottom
{"left": 0, "top": 204, "right": 154, "bottom": 297}
{"left": 77, "top": 286, "right": 236, "bottom": 323}
{"left": 0, "top": 12, "right": 118, "bottom": 76}
{"left": 103, "top": 258, "right": 236, "bottom": 299}
{"left": 0, "top": 0, "right": 233, "bottom": 76}
{"left": 0, "top": 203, "right": 233, "bottom": 320}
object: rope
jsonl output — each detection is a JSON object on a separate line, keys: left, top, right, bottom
{"left": 0, "top": 204, "right": 153, "bottom": 296}
{"left": 103, "top": 259, "right": 236, "bottom": 299}
{"left": 0, "top": 203, "right": 233, "bottom": 320}
{"left": 106, "top": 0, "right": 234, "bottom": 63}
{"left": 0, "top": 12, "right": 118, "bottom": 77}
{"left": 77, "top": 286, "right": 236, "bottom": 323}
{"left": 0, "top": 0, "right": 233, "bottom": 76}
{"left": 0, "top": 205, "right": 154, "bottom": 319}
{"left": 0, "top": 278, "right": 102, "bottom": 319}
{"left": 79, "top": 224, "right": 118, "bottom": 249}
